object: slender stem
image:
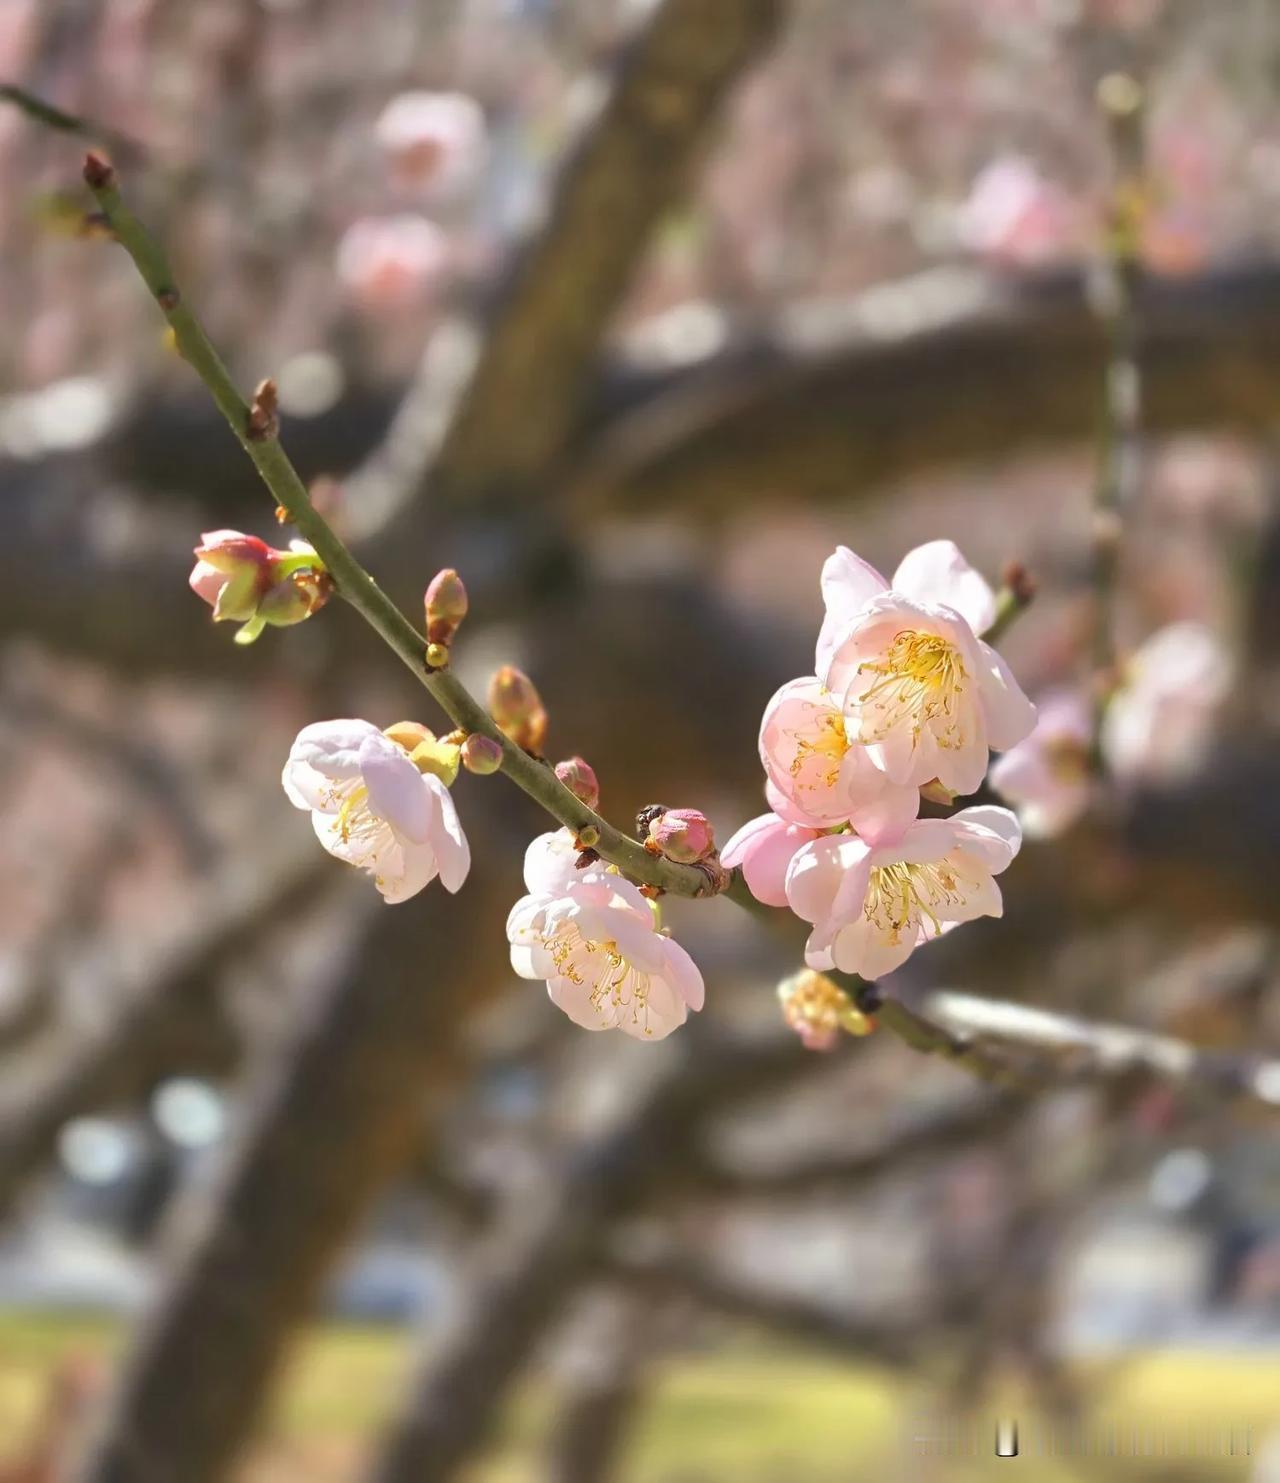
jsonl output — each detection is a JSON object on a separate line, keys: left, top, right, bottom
{"left": 83, "top": 158, "right": 724, "bottom": 899}
{"left": 0, "top": 84, "right": 144, "bottom": 164}
{"left": 1090, "top": 72, "right": 1146, "bottom": 706}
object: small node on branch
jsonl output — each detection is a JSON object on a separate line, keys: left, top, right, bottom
{"left": 82, "top": 151, "right": 115, "bottom": 190}
{"left": 79, "top": 211, "right": 116, "bottom": 240}
{"left": 425, "top": 641, "right": 450, "bottom": 671}
{"left": 246, "top": 378, "right": 279, "bottom": 441}
{"left": 575, "top": 824, "right": 600, "bottom": 850}
{"left": 156, "top": 286, "right": 180, "bottom": 311}
{"left": 1000, "top": 560, "right": 1037, "bottom": 609}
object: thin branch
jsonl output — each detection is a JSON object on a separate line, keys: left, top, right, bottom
{"left": 80, "top": 156, "right": 733, "bottom": 902}
{"left": 0, "top": 82, "right": 146, "bottom": 165}
{"left": 1090, "top": 71, "right": 1146, "bottom": 689}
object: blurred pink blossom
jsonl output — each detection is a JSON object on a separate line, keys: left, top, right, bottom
{"left": 375, "top": 90, "right": 486, "bottom": 192}
{"left": 336, "top": 215, "right": 451, "bottom": 313}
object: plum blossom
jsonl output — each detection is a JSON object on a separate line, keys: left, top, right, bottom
{"left": 721, "top": 812, "right": 821, "bottom": 908}
{"left": 374, "top": 90, "right": 485, "bottom": 193}
{"left": 1102, "top": 622, "right": 1233, "bottom": 784}
{"left": 507, "top": 830, "right": 704, "bottom": 1040}
{"left": 760, "top": 676, "right": 920, "bottom": 844}
{"left": 777, "top": 969, "right": 874, "bottom": 1052}
{"left": 817, "top": 540, "right": 1036, "bottom": 796}
{"left": 189, "top": 529, "right": 330, "bottom": 644}
{"left": 990, "top": 689, "right": 1094, "bottom": 838}
{"left": 958, "top": 155, "right": 1080, "bottom": 268}
{"left": 785, "top": 807, "right": 1021, "bottom": 979}
{"left": 336, "top": 215, "right": 450, "bottom": 314}
{"left": 282, "top": 720, "right": 469, "bottom": 903}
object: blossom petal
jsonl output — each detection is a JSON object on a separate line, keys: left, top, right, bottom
{"left": 976, "top": 641, "right": 1038, "bottom": 751}
{"left": 816, "top": 546, "right": 888, "bottom": 675}
{"left": 661, "top": 937, "right": 705, "bottom": 1011}
{"left": 723, "top": 813, "right": 820, "bottom": 908}
{"left": 289, "top": 720, "right": 383, "bottom": 782}
{"left": 424, "top": 774, "right": 471, "bottom": 893}
{"left": 359, "top": 734, "right": 433, "bottom": 842}
{"left": 522, "top": 829, "right": 582, "bottom": 896}
{"left": 947, "top": 805, "right": 1022, "bottom": 873}
{"left": 892, "top": 539, "right": 997, "bottom": 634}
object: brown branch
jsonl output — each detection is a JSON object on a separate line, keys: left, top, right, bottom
{"left": 428, "top": 0, "right": 784, "bottom": 505}
{"left": 368, "top": 1030, "right": 809, "bottom": 1483}
{"left": 0, "top": 841, "right": 326, "bottom": 1218}
{"left": 564, "top": 263, "right": 1280, "bottom": 515}
{"left": 68, "top": 845, "right": 518, "bottom": 1483}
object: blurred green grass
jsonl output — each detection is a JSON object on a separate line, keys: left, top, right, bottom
{"left": 1, "top": 1314, "right": 1276, "bottom": 1480}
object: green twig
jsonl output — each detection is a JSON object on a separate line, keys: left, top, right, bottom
{"left": 81, "top": 154, "right": 727, "bottom": 900}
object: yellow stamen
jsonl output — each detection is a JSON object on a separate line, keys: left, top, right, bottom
{"left": 863, "top": 859, "right": 967, "bottom": 944}
{"left": 857, "top": 629, "right": 967, "bottom": 749}
{"left": 789, "top": 708, "right": 850, "bottom": 790}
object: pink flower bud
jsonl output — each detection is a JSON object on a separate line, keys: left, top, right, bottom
{"left": 488, "top": 665, "right": 548, "bottom": 754}
{"left": 554, "top": 756, "right": 599, "bottom": 810}
{"left": 645, "top": 808, "right": 715, "bottom": 864}
{"left": 189, "top": 530, "right": 330, "bottom": 645}
{"left": 461, "top": 733, "right": 503, "bottom": 775}
{"left": 335, "top": 215, "right": 450, "bottom": 315}
{"left": 374, "top": 91, "right": 485, "bottom": 192}
{"left": 424, "top": 568, "right": 468, "bottom": 645}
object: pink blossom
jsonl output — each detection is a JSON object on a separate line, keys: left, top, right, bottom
{"left": 759, "top": 676, "right": 919, "bottom": 845}
{"left": 958, "top": 156, "right": 1079, "bottom": 268}
{"left": 282, "top": 720, "right": 470, "bottom": 903}
{"left": 190, "top": 530, "right": 330, "bottom": 645}
{"left": 507, "top": 830, "right": 704, "bottom": 1040}
{"left": 1102, "top": 622, "right": 1233, "bottom": 784}
{"left": 336, "top": 215, "right": 450, "bottom": 313}
{"left": 817, "top": 541, "right": 1036, "bottom": 796}
{"left": 989, "top": 689, "right": 1094, "bottom": 838}
{"left": 721, "top": 812, "right": 820, "bottom": 908}
{"left": 785, "top": 807, "right": 1021, "bottom": 979}
{"left": 374, "top": 90, "right": 485, "bottom": 192}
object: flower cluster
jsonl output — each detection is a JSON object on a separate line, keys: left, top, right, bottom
{"left": 724, "top": 541, "right": 1032, "bottom": 981}
{"left": 507, "top": 830, "right": 705, "bottom": 1041}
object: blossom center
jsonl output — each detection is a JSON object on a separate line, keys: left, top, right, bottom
{"left": 863, "top": 859, "right": 968, "bottom": 944}
{"left": 856, "top": 629, "right": 967, "bottom": 747}
{"left": 545, "top": 928, "right": 657, "bottom": 1036}
{"left": 790, "top": 708, "right": 850, "bottom": 789}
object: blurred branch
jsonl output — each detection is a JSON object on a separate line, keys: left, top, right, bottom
{"left": 870, "top": 986, "right": 1280, "bottom": 1109}
{"left": 1090, "top": 72, "right": 1146, "bottom": 687}
{"left": 71, "top": 863, "right": 510, "bottom": 1483}
{"left": 0, "top": 840, "right": 326, "bottom": 1217}
{"left": 368, "top": 1030, "right": 810, "bottom": 1483}
{"left": 0, "top": 82, "right": 146, "bottom": 166}
{"left": 429, "top": 0, "right": 784, "bottom": 506}
{"left": 609, "top": 1250, "right": 923, "bottom": 1369}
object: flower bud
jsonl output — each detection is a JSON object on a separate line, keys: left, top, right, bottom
{"left": 461, "top": 733, "right": 503, "bottom": 775}
{"left": 777, "top": 969, "right": 874, "bottom": 1052}
{"left": 425, "top": 568, "right": 468, "bottom": 645}
{"left": 645, "top": 807, "right": 715, "bottom": 864}
{"left": 554, "top": 756, "right": 599, "bottom": 810}
{"left": 487, "top": 665, "right": 548, "bottom": 754}
{"left": 382, "top": 720, "right": 460, "bottom": 785}
{"left": 190, "top": 530, "right": 330, "bottom": 645}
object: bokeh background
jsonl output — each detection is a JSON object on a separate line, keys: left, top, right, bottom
{"left": 2, "top": 0, "right": 1280, "bottom": 1478}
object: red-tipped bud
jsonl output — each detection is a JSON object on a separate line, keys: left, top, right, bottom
{"left": 554, "top": 756, "right": 599, "bottom": 810}
{"left": 461, "top": 733, "right": 503, "bottom": 775}
{"left": 189, "top": 529, "right": 330, "bottom": 646}
{"left": 644, "top": 807, "right": 715, "bottom": 864}
{"left": 424, "top": 568, "right": 468, "bottom": 645}
{"left": 487, "top": 665, "right": 548, "bottom": 754}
